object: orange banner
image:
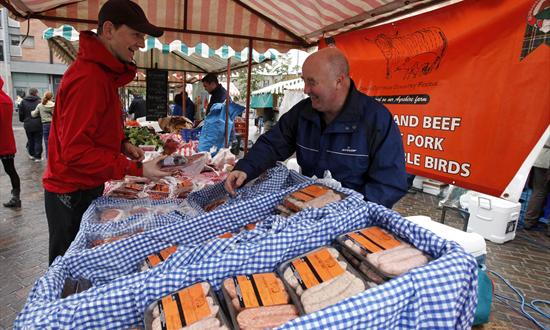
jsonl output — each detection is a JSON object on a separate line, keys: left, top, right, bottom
{"left": 322, "top": 0, "right": 550, "bottom": 199}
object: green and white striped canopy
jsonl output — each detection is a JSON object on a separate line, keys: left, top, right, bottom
{"left": 43, "top": 25, "right": 278, "bottom": 74}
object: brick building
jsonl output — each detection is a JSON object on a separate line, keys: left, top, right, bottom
{"left": 0, "top": 8, "right": 67, "bottom": 102}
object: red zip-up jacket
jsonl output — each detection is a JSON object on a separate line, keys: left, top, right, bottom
{"left": 0, "top": 77, "right": 16, "bottom": 156}
{"left": 43, "top": 31, "right": 142, "bottom": 193}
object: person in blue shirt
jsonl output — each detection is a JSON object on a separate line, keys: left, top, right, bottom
{"left": 224, "top": 47, "right": 407, "bottom": 208}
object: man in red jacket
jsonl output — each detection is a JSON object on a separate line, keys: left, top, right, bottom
{"left": 43, "top": 0, "right": 167, "bottom": 264}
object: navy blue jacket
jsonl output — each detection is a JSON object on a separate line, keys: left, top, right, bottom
{"left": 206, "top": 84, "right": 227, "bottom": 116}
{"left": 235, "top": 80, "right": 407, "bottom": 208}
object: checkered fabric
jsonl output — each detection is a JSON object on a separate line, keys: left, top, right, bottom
{"left": 15, "top": 167, "right": 477, "bottom": 329}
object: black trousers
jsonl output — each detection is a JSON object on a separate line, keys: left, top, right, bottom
{"left": 25, "top": 129, "right": 43, "bottom": 159}
{"left": 1, "top": 157, "right": 20, "bottom": 191}
{"left": 44, "top": 185, "right": 104, "bottom": 265}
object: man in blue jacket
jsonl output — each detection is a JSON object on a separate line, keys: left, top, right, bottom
{"left": 225, "top": 47, "right": 407, "bottom": 208}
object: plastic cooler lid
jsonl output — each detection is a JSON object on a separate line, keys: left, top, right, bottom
{"left": 405, "top": 216, "right": 487, "bottom": 257}
{"left": 468, "top": 192, "right": 521, "bottom": 209}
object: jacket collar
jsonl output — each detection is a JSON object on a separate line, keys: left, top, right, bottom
{"left": 78, "top": 31, "right": 137, "bottom": 87}
{"left": 301, "top": 78, "right": 363, "bottom": 127}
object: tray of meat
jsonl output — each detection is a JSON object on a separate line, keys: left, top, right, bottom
{"left": 335, "top": 226, "right": 430, "bottom": 281}
{"left": 144, "top": 282, "right": 230, "bottom": 330}
{"left": 139, "top": 245, "right": 178, "bottom": 271}
{"left": 88, "top": 228, "right": 144, "bottom": 248}
{"left": 204, "top": 197, "right": 228, "bottom": 212}
{"left": 106, "top": 181, "right": 147, "bottom": 199}
{"left": 277, "top": 247, "right": 372, "bottom": 315}
{"left": 146, "top": 182, "right": 171, "bottom": 200}
{"left": 276, "top": 184, "right": 347, "bottom": 217}
{"left": 216, "top": 222, "right": 260, "bottom": 239}
{"left": 222, "top": 272, "right": 300, "bottom": 329}
{"left": 97, "top": 207, "right": 127, "bottom": 223}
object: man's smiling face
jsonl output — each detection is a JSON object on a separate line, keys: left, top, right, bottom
{"left": 103, "top": 23, "right": 145, "bottom": 63}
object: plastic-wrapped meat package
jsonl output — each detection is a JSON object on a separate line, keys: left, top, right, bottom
{"left": 204, "top": 197, "right": 228, "bottom": 212}
{"left": 88, "top": 228, "right": 144, "bottom": 248}
{"left": 222, "top": 273, "right": 299, "bottom": 329}
{"left": 277, "top": 184, "right": 346, "bottom": 216}
{"left": 145, "top": 282, "right": 230, "bottom": 330}
{"left": 279, "top": 247, "right": 370, "bottom": 315}
{"left": 336, "top": 226, "right": 429, "bottom": 280}
{"left": 139, "top": 245, "right": 178, "bottom": 271}
{"left": 178, "top": 152, "right": 210, "bottom": 176}
{"left": 103, "top": 176, "right": 151, "bottom": 199}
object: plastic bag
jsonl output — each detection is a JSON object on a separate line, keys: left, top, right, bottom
{"left": 198, "top": 102, "right": 245, "bottom": 156}
{"left": 210, "top": 148, "right": 236, "bottom": 171}
{"left": 312, "top": 170, "right": 343, "bottom": 190}
{"left": 438, "top": 185, "right": 468, "bottom": 208}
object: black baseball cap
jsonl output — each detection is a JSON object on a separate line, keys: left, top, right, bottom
{"left": 98, "top": 0, "right": 163, "bottom": 37}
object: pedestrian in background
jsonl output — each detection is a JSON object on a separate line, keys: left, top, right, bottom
{"left": 18, "top": 87, "right": 42, "bottom": 161}
{"left": 31, "top": 91, "right": 54, "bottom": 159}
{"left": 0, "top": 77, "right": 22, "bottom": 208}
{"left": 128, "top": 93, "right": 146, "bottom": 119}
{"left": 524, "top": 135, "right": 550, "bottom": 236}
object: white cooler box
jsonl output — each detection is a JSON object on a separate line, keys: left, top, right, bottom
{"left": 466, "top": 193, "right": 520, "bottom": 244}
{"left": 406, "top": 215, "right": 487, "bottom": 265}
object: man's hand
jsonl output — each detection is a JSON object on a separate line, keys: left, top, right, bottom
{"left": 224, "top": 170, "right": 247, "bottom": 196}
{"left": 122, "top": 141, "right": 144, "bottom": 161}
{"left": 143, "top": 155, "right": 173, "bottom": 180}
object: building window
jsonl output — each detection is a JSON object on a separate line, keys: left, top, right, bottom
{"left": 20, "top": 36, "right": 34, "bottom": 48}
{"left": 10, "top": 34, "right": 20, "bottom": 46}
{"left": 0, "top": 41, "right": 3, "bottom": 61}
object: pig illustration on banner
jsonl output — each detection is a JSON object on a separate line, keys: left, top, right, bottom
{"left": 369, "top": 27, "right": 447, "bottom": 79}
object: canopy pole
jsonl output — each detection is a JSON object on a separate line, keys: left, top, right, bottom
{"left": 224, "top": 58, "right": 231, "bottom": 148}
{"left": 182, "top": 71, "right": 187, "bottom": 118}
{"left": 244, "top": 39, "right": 253, "bottom": 154}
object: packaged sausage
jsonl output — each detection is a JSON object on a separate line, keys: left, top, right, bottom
{"left": 221, "top": 273, "right": 300, "bottom": 329}
{"left": 217, "top": 222, "right": 260, "bottom": 239}
{"left": 139, "top": 245, "right": 179, "bottom": 271}
{"left": 277, "top": 247, "right": 372, "bottom": 315}
{"left": 335, "top": 226, "right": 429, "bottom": 280}
{"left": 204, "top": 197, "right": 228, "bottom": 212}
{"left": 277, "top": 184, "right": 347, "bottom": 216}
{"left": 88, "top": 227, "right": 144, "bottom": 248}
{"left": 144, "top": 282, "right": 230, "bottom": 330}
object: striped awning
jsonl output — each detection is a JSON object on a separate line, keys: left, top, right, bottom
{"left": 251, "top": 78, "right": 304, "bottom": 95}
{"left": 2, "top": 0, "right": 447, "bottom": 52}
{"left": 43, "top": 25, "right": 278, "bottom": 73}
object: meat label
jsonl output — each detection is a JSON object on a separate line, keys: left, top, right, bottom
{"left": 159, "top": 283, "right": 210, "bottom": 330}
{"left": 291, "top": 248, "right": 345, "bottom": 290}
{"left": 234, "top": 273, "right": 287, "bottom": 308}
{"left": 145, "top": 245, "right": 178, "bottom": 268}
{"left": 290, "top": 191, "right": 315, "bottom": 202}
{"left": 347, "top": 227, "right": 401, "bottom": 254}
{"left": 300, "top": 184, "right": 329, "bottom": 198}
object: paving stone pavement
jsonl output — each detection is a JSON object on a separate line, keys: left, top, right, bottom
{"left": 1, "top": 113, "right": 549, "bottom": 329}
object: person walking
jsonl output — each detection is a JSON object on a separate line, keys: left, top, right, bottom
{"left": 18, "top": 87, "right": 42, "bottom": 161}
{"left": 0, "top": 77, "right": 22, "bottom": 208}
{"left": 31, "top": 91, "right": 54, "bottom": 159}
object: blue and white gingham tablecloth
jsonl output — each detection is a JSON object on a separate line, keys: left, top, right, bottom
{"left": 14, "top": 166, "right": 477, "bottom": 329}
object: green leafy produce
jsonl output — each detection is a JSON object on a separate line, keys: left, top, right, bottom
{"left": 124, "top": 127, "right": 164, "bottom": 150}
